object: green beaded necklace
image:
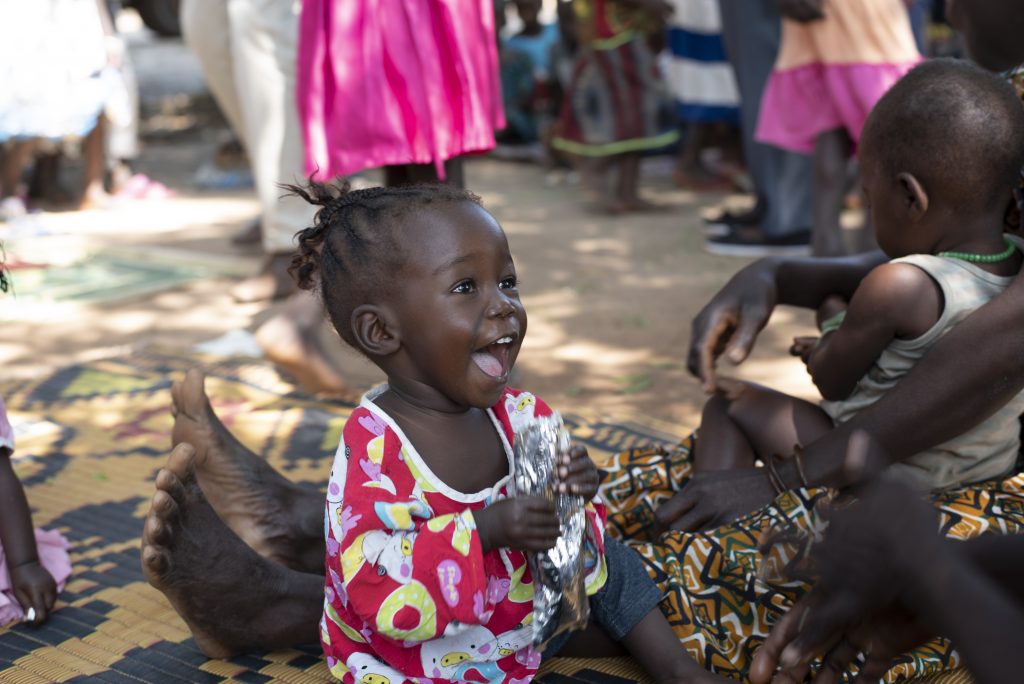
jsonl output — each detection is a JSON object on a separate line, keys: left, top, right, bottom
{"left": 939, "top": 235, "right": 1017, "bottom": 263}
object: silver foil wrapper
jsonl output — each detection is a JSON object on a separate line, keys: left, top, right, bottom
{"left": 513, "top": 413, "right": 589, "bottom": 648}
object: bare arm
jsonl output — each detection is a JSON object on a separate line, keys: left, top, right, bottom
{"left": 688, "top": 251, "right": 885, "bottom": 392}
{"left": 0, "top": 449, "right": 57, "bottom": 624}
{"left": 807, "top": 262, "right": 941, "bottom": 400}
{"left": 794, "top": 270, "right": 1024, "bottom": 488}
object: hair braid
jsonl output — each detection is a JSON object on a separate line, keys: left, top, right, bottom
{"left": 283, "top": 179, "right": 481, "bottom": 348}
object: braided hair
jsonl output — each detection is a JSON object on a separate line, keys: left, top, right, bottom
{"left": 286, "top": 180, "right": 480, "bottom": 348}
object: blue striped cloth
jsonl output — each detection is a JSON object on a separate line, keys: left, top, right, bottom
{"left": 663, "top": 0, "right": 739, "bottom": 123}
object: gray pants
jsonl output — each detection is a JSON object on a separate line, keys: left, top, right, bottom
{"left": 718, "top": 0, "right": 812, "bottom": 238}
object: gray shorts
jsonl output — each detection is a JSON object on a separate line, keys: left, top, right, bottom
{"left": 544, "top": 535, "right": 663, "bottom": 656}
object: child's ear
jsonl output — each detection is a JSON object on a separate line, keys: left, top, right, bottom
{"left": 351, "top": 305, "right": 400, "bottom": 356}
{"left": 897, "top": 172, "right": 929, "bottom": 221}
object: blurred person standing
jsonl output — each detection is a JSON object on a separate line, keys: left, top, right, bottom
{"left": 0, "top": 0, "right": 119, "bottom": 217}
{"left": 552, "top": 0, "right": 679, "bottom": 214}
{"left": 297, "top": 0, "right": 504, "bottom": 187}
{"left": 664, "top": 0, "right": 742, "bottom": 192}
{"left": 180, "top": 0, "right": 313, "bottom": 303}
{"left": 755, "top": 0, "right": 920, "bottom": 256}
{"left": 705, "top": 0, "right": 813, "bottom": 256}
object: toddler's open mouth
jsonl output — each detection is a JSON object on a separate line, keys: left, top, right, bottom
{"left": 472, "top": 335, "right": 514, "bottom": 378}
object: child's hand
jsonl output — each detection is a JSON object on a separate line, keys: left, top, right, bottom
{"left": 790, "top": 336, "right": 819, "bottom": 365}
{"left": 474, "top": 496, "right": 560, "bottom": 553}
{"left": 815, "top": 295, "right": 848, "bottom": 330}
{"left": 556, "top": 444, "right": 599, "bottom": 500}
{"left": 10, "top": 560, "right": 57, "bottom": 625}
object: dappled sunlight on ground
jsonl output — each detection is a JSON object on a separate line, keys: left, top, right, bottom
{"left": 5, "top": 145, "right": 823, "bottom": 438}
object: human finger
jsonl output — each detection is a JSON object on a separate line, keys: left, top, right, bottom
{"left": 750, "top": 601, "right": 809, "bottom": 684}
{"left": 810, "top": 636, "right": 859, "bottom": 684}
{"left": 724, "top": 305, "right": 763, "bottom": 367}
{"left": 669, "top": 504, "right": 714, "bottom": 533}
{"left": 25, "top": 585, "right": 47, "bottom": 625}
{"left": 778, "top": 597, "right": 862, "bottom": 678}
{"left": 654, "top": 492, "right": 697, "bottom": 529}
{"left": 688, "top": 313, "right": 734, "bottom": 392}
{"left": 851, "top": 651, "right": 892, "bottom": 684}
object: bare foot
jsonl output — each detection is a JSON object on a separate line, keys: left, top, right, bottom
{"left": 255, "top": 292, "right": 351, "bottom": 398}
{"left": 231, "top": 253, "right": 299, "bottom": 303}
{"left": 141, "top": 444, "right": 323, "bottom": 658}
{"left": 170, "top": 368, "right": 324, "bottom": 571}
{"left": 78, "top": 181, "right": 111, "bottom": 210}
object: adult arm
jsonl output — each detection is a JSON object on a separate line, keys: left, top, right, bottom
{"left": 750, "top": 484, "right": 1024, "bottom": 684}
{"left": 688, "top": 252, "right": 884, "bottom": 392}
{"left": 669, "top": 255, "right": 1024, "bottom": 532}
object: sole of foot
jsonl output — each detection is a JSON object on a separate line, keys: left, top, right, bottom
{"left": 170, "top": 368, "right": 324, "bottom": 572}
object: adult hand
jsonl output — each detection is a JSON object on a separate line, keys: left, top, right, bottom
{"left": 556, "top": 444, "right": 599, "bottom": 499}
{"left": 777, "top": 0, "right": 825, "bottom": 22}
{"left": 474, "top": 496, "right": 560, "bottom": 553}
{"left": 10, "top": 560, "right": 57, "bottom": 625}
{"left": 688, "top": 261, "right": 779, "bottom": 393}
{"left": 653, "top": 468, "right": 778, "bottom": 533}
{"left": 750, "top": 594, "right": 931, "bottom": 684}
{"left": 751, "top": 476, "right": 940, "bottom": 683}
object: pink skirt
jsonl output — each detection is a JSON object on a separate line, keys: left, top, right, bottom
{"left": 756, "top": 61, "right": 918, "bottom": 154}
{"left": 297, "top": 0, "right": 505, "bottom": 180}
{"left": 0, "top": 528, "right": 72, "bottom": 626}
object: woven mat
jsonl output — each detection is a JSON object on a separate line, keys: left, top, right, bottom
{"left": 0, "top": 352, "right": 689, "bottom": 683}
{"left": 0, "top": 352, "right": 978, "bottom": 683}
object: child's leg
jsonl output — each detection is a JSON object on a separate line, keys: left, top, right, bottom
{"left": 811, "top": 128, "right": 852, "bottom": 257}
{"left": 80, "top": 118, "right": 110, "bottom": 209}
{"left": 693, "top": 392, "right": 758, "bottom": 472}
{"left": 1, "top": 140, "right": 36, "bottom": 199}
{"left": 715, "top": 380, "right": 834, "bottom": 463}
{"left": 614, "top": 152, "right": 662, "bottom": 212}
{"left": 557, "top": 537, "right": 730, "bottom": 683}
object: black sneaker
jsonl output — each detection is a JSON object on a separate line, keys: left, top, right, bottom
{"left": 705, "top": 227, "right": 811, "bottom": 257}
{"left": 703, "top": 206, "right": 764, "bottom": 237}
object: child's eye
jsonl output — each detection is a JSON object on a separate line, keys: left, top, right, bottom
{"left": 452, "top": 279, "right": 476, "bottom": 294}
{"left": 499, "top": 276, "right": 518, "bottom": 290}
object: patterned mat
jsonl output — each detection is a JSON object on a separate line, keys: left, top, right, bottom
{"left": 0, "top": 352, "right": 684, "bottom": 683}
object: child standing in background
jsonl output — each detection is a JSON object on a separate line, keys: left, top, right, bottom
{"left": 756, "top": 0, "right": 920, "bottom": 256}
{"left": 553, "top": 0, "right": 679, "bottom": 214}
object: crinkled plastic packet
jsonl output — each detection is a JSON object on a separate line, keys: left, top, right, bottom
{"left": 513, "top": 412, "right": 589, "bottom": 648}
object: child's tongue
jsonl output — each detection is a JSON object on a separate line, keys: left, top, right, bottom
{"left": 472, "top": 351, "right": 504, "bottom": 378}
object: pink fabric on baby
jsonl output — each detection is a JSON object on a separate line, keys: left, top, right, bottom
{"left": 0, "top": 529, "right": 72, "bottom": 626}
{"left": 0, "top": 396, "right": 73, "bottom": 626}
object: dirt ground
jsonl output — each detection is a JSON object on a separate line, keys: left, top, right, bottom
{"left": 2, "top": 147, "right": 820, "bottom": 433}
{"left": 1, "top": 24, "right": 821, "bottom": 434}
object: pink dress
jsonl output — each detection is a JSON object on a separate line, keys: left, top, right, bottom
{"left": 297, "top": 0, "right": 505, "bottom": 180}
{"left": 755, "top": 0, "right": 921, "bottom": 154}
{"left": 0, "top": 396, "right": 72, "bottom": 626}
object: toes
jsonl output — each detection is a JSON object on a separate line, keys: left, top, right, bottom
{"left": 170, "top": 379, "right": 181, "bottom": 418}
{"left": 141, "top": 543, "right": 169, "bottom": 577}
{"left": 183, "top": 368, "right": 209, "bottom": 407}
{"left": 166, "top": 443, "right": 198, "bottom": 482}
{"left": 144, "top": 502, "right": 174, "bottom": 546}
{"left": 155, "top": 465, "right": 187, "bottom": 503}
